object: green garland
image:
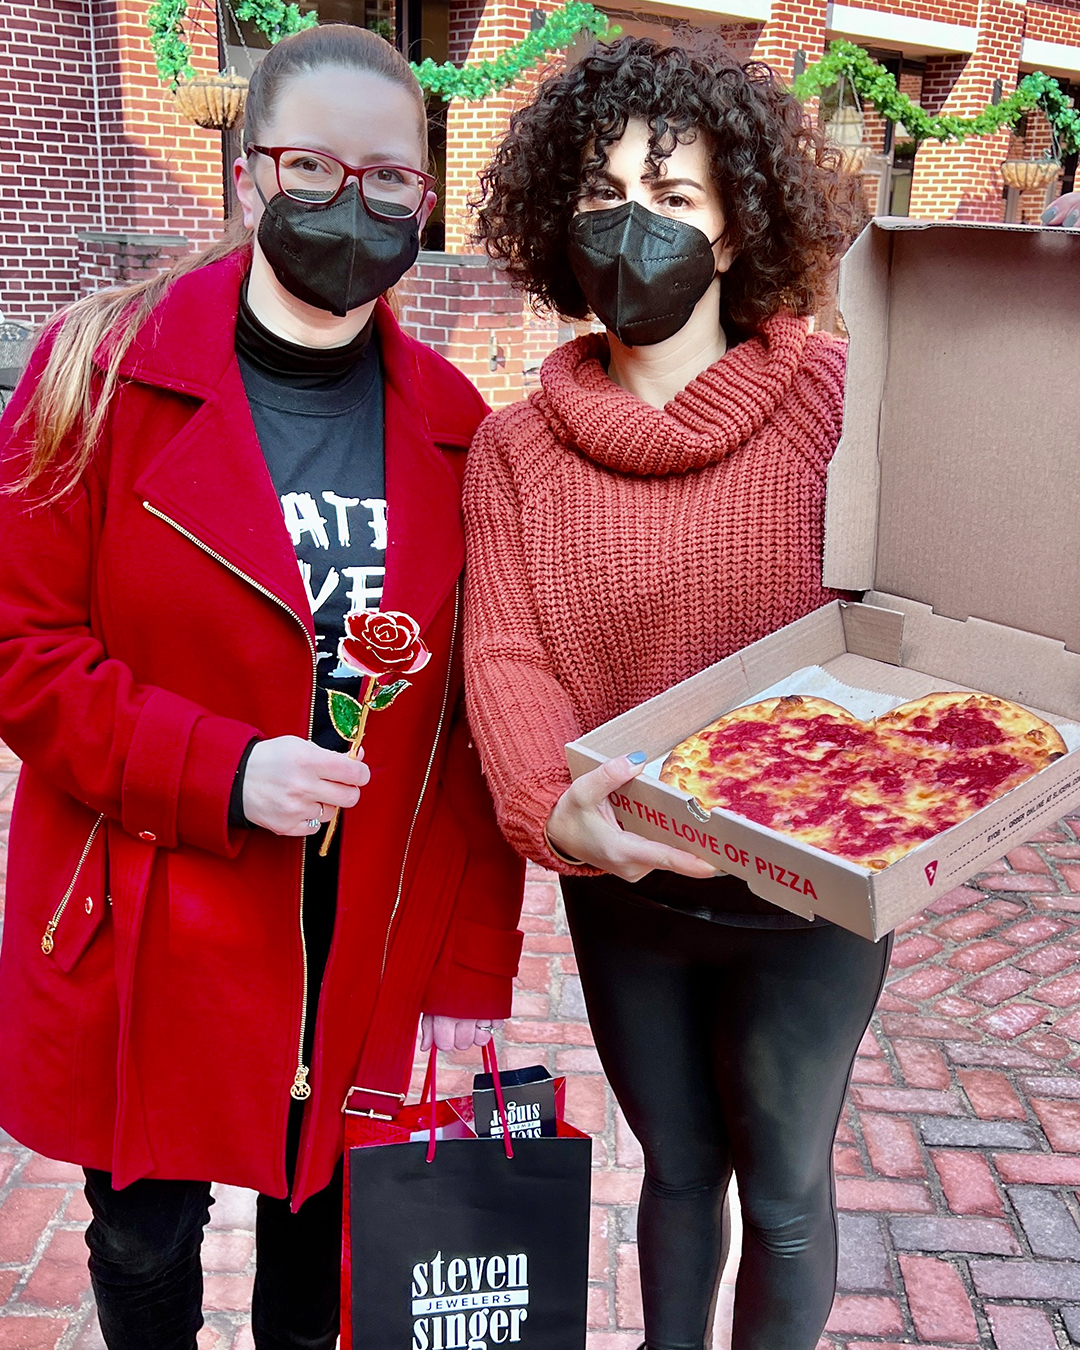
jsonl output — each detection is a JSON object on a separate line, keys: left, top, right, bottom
{"left": 793, "top": 40, "right": 1080, "bottom": 155}
{"left": 410, "top": 1, "right": 614, "bottom": 102}
{"left": 147, "top": 0, "right": 316, "bottom": 87}
{"left": 148, "top": 0, "right": 611, "bottom": 100}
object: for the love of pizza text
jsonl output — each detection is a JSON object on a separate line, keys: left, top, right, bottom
{"left": 607, "top": 792, "right": 818, "bottom": 899}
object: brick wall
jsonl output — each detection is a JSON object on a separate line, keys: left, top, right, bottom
{"left": 111, "top": 1, "right": 223, "bottom": 241}
{"left": 0, "top": 1, "right": 221, "bottom": 327}
{"left": 856, "top": 0, "right": 979, "bottom": 25}
{"left": 908, "top": 0, "right": 1027, "bottom": 222}
{"left": 398, "top": 251, "right": 542, "bottom": 408}
{"left": 442, "top": 0, "right": 555, "bottom": 252}
{"left": 0, "top": 0, "right": 112, "bottom": 324}
{"left": 76, "top": 230, "right": 191, "bottom": 291}
{"left": 716, "top": 21, "right": 764, "bottom": 62}
{"left": 750, "top": 0, "right": 827, "bottom": 85}
{"left": 439, "top": 0, "right": 581, "bottom": 391}
{"left": 1026, "top": 0, "right": 1080, "bottom": 46}
{"left": 920, "top": 53, "right": 968, "bottom": 114}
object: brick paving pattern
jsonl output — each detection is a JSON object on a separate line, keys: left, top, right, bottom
{"left": 3, "top": 740, "right": 1080, "bottom": 1347}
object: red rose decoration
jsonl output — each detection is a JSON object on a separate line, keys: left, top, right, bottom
{"left": 340, "top": 609, "right": 431, "bottom": 679}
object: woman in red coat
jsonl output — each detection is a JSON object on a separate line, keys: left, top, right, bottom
{"left": 0, "top": 24, "right": 523, "bottom": 1350}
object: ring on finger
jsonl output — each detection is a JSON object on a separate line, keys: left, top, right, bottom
{"left": 476, "top": 1022, "right": 495, "bottom": 1032}
{"left": 305, "top": 817, "right": 322, "bottom": 831}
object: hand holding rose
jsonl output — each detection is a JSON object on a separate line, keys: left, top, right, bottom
{"left": 242, "top": 736, "right": 371, "bottom": 837}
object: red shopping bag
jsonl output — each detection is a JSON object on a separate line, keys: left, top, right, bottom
{"left": 342, "top": 1044, "right": 592, "bottom": 1350}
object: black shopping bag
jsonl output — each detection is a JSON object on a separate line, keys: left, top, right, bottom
{"left": 342, "top": 1046, "right": 592, "bottom": 1350}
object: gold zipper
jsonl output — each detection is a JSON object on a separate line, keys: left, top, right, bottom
{"left": 290, "top": 815, "right": 314, "bottom": 1102}
{"left": 380, "top": 583, "right": 460, "bottom": 979}
{"left": 141, "top": 501, "right": 317, "bottom": 1102}
{"left": 42, "top": 813, "right": 106, "bottom": 954}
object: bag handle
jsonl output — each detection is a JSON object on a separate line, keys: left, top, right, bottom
{"left": 426, "top": 1046, "right": 438, "bottom": 1164}
{"left": 422, "top": 1043, "right": 515, "bottom": 1163}
{"left": 484, "top": 1041, "right": 515, "bottom": 1161}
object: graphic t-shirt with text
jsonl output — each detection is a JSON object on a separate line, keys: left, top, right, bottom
{"left": 239, "top": 340, "right": 386, "bottom": 751}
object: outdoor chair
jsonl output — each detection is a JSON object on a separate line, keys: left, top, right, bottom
{"left": 0, "top": 321, "right": 33, "bottom": 412}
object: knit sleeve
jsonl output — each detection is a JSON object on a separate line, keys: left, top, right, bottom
{"left": 463, "top": 415, "right": 597, "bottom": 876}
{"left": 783, "top": 331, "right": 848, "bottom": 476}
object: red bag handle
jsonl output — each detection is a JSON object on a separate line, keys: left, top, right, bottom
{"left": 422, "top": 1042, "right": 514, "bottom": 1163}
{"left": 484, "top": 1041, "right": 515, "bottom": 1161}
{"left": 426, "top": 1046, "right": 438, "bottom": 1164}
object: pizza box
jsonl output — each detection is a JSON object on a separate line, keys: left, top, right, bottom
{"left": 565, "top": 219, "right": 1080, "bottom": 941}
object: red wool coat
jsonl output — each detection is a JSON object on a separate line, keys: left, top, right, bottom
{"left": 0, "top": 252, "right": 524, "bottom": 1206}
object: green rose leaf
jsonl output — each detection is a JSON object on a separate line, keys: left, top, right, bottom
{"left": 328, "top": 689, "right": 363, "bottom": 741}
{"left": 372, "top": 679, "right": 411, "bottom": 711}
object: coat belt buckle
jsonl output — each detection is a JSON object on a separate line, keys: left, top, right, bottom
{"left": 341, "top": 1085, "right": 406, "bottom": 1120}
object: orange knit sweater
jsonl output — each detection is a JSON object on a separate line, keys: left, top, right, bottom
{"left": 463, "top": 313, "right": 848, "bottom": 874}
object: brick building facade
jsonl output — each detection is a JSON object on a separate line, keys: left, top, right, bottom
{"left": 2, "top": 0, "right": 1080, "bottom": 404}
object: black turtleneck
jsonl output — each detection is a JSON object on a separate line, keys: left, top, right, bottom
{"left": 235, "top": 281, "right": 376, "bottom": 386}
{"left": 235, "top": 280, "right": 387, "bottom": 754}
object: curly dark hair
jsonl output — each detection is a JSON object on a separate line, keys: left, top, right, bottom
{"left": 472, "top": 34, "right": 866, "bottom": 332}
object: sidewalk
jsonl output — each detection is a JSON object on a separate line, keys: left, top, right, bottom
{"left": 2, "top": 742, "right": 1080, "bottom": 1348}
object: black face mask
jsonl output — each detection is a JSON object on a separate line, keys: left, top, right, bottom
{"left": 567, "top": 200, "right": 720, "bottom": 347}
{"left": 255, "top": 180, "right": 420, "bottom": 318}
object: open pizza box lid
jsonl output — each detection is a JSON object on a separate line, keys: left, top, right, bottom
{"left": 825, "top": 218, "right": 1080, "bottom": 656}
{"left": 566, "top": 220, "right": 1080, "bottom": 940}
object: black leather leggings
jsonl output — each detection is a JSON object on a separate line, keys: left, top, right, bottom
{"left": 561, "top": 875, "right": 892, "bottom": 1350}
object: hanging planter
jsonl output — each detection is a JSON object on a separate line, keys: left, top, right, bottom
{"left": 149, "top": 0, "right": 315, "bottom": 122}
{"left": 1000, "top": 158, "right": 1062, "bottom": 191}
{"left": 172, "top": 70, "right": 248, "bottom": 130}
{"left": 824, "top": 92, "right": 871, "bottom": 177}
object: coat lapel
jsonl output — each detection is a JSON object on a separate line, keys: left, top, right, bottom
{"left": 123, "top": 250, "right": 314, "bottom": 631}
{"left": 118, "top": 253, "right": 465, "bottom": 643}
{"left": 371, "top": 303, "right": 464, "bottom": 634}
{"left": 133, "top": 371, "right": 314, "bottom": 633}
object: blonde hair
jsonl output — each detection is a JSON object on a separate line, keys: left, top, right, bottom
{"left": 10, "top": 25, "right": 427, "bottom": 503}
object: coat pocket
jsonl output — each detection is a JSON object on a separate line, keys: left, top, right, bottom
{"left": 40, "top": 813, "right": 109, "bottom": 973}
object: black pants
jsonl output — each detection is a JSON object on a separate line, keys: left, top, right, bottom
{"left": 85, "top": 837, "right": 343, "bottom": 1349}
{"left": 562, "top": 874, "right": 892, "bottom": 1350}
{"left": 83, "top": 1160, "right": 343, "bottom": 1350}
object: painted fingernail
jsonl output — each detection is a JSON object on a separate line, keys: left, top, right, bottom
{"left": 1042, "top": 206, "right": 1058, "bottom": 223}
{"left": 1066, "top": 209, "right": 1079, "bottom": 227}
{"left": 627, "top": 751, "right": 648, "bottom": 764}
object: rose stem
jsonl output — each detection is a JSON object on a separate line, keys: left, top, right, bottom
{"left": 319, "top": 675, "right": 378, "bottom": 857}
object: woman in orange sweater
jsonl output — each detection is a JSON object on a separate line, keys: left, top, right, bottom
{"left": 465, "top": 35, "right": 879, "bottom": 1350}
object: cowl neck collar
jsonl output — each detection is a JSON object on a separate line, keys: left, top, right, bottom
{"left": 535, "top": 312, "right": 809, "bottom": 476}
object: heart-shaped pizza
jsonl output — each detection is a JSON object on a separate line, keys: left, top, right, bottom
{"left": 659, "top": 692, "right": 1066, "bottom": 870}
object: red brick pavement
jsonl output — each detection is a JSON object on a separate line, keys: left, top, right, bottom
{"left": 3, "top": 742, "right": 1080, "bottom": 1347}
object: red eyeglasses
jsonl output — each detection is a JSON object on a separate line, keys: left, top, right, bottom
{"left": 247, "top": 145, "right": 435, "bottom": 220}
